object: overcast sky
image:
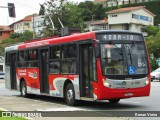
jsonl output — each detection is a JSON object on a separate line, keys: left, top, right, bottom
{"left": 0, "top": 0, "right": 92, "bottom": 26}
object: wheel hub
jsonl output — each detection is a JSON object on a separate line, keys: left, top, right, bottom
{"left": 67, "top": 89, "right": 73, "bottom": 101}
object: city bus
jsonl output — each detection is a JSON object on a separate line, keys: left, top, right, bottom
{"left": 5, "top": 30, "right": 151, "bottom": 106}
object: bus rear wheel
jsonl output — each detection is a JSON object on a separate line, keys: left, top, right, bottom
{"left": 108, "top": 99, "right": 120, "bottom": 104}
{"left": 20, "top": 81, "right": 28, "bottom": 97}
{"left": 65, "top": 83, "right": 76, "bottom": 106}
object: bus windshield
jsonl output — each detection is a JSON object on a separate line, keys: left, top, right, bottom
{"left": 101, "top": 43, "right": 148, "bottom": 75}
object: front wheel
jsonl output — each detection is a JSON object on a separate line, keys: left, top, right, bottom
{"left": 108, "top": 99, "right": 120, "bottom": 104}
{"left": 65, "top": 83, "right": 76, "bottom": 106}
{"left": 20, "top": 81, "right": 28, "bottom": 97}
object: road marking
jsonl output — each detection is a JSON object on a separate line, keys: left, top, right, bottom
{"left": 121, "top": 100, "right": 141, "bottom": 104}
{"left": 37, "top": 107, "right": 88, "bottom": 111}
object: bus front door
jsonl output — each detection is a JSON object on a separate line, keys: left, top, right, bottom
{"left": 79, "top": 44, "right": 93, "bottom": 98}
{"left": 10, "top": 53, "right": 17, "bottom": 90}
{"left": 39, "top": 49, "right": 49, "bottom": 94}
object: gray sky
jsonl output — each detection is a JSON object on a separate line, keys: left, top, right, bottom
{"left": 0, "top": 0, "right": 91, "bottom": 26}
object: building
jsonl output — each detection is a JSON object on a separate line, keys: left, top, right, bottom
{"left": 107, "top": 6, "right": 155, "bottom": 35}
{"left": 9, "top": 15, "right": 33, "bottom": 33}
{"left": 94, "top": 0, "right": 154, "bottom": 7}
{"left": 0, "top": 26, "right": 13, "bottom": 41}
{"left": 32, "top": 15, "right": 45, "bottom": 37}
{"left": 85, "top": 19, "right": 108, "bottom": 31}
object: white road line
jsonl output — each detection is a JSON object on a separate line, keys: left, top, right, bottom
{"left": 37, "top": 107, "right": 88, "bottom": 111}
{"left": 121, "top": 100, "right": 141, "bottom": 104}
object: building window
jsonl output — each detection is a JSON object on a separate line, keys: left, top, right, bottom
{"left": 122, "top": 24, "right": 129, "bottom": 30}
{"left": 0, "top": 32, "right": 2, "bottom": 36}
{"left": 110, "top": 14, "right": 118, "bottom": 17}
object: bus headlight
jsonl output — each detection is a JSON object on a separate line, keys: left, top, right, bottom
{"left": 103, "top": 79, "right": 111, "bottom": 88}
{"left": 145, "top": 79, "right": 149, "bottom": 85}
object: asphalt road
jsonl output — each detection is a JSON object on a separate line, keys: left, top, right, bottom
{"left": 0, "top": 79, "right": 160, "bottom": 120}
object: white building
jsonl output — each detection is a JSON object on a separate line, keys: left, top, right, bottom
{"left": 32, "top": 15, "right": 45, "bottom": 37}
{"left": 107, "top": 6, "right": 155, "bottom": 35}
{"left": 94, "top": 0, "right": 154, "bottom": 7}
{"left": 85, "top": 19, "right": 108, "bottom": 31}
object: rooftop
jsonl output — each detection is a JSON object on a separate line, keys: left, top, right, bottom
{"left": 107, "top": 6, "right": 145, "bottom": 14}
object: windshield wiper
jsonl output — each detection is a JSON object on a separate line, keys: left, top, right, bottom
{"left": 126, "top": 45, "right": 132, "bottom": 65}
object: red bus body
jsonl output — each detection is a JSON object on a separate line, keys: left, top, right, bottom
{"left": 5, "top": 30, "right": 151, "bottom": 105}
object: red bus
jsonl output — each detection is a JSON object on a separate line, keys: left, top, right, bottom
{"left": 5, "top": 30, "right": 151, "bottom": 106}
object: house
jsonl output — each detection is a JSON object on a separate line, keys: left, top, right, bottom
{"left": 85, "top": 19, "right": 108, "bottom": 31}
{"left": 107, "top": 6, "right": 155, "bottom": 36}
{"left": 9, "top": 15, "right": 33, "bottom": 33}
{"left": 0, "top": 26, "right": 13, "bottom": 41}
{"left": 94, "top": 0, "right": 154, "bottom": 7}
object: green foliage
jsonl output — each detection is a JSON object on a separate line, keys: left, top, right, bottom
{"left": 39, "top": 4, "right": 45, "bottom": 15}
{"left": 40, "top": 0, "right": 85, "bottom": 37}
{"left": 150, "top": 58, "right": 159, "bottom": 71}
{"left": 146, "top": 27, "right": 160, "bottom": 58}
{"left": 78, "top": 1, "right": 106, "bottom": 21}
{"left": 0, "top": 31, "right": 33, "bottom": 56}
{"left": 105, "top": 1, "right": 160, "bottom": 25}
{"left": 10, "top": 33, "right": 22, "bottom": 39}
{"left": 146, "top": 25, "right": 159, "bottom": 36}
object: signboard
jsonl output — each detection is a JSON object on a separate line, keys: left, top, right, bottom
{"left": 96, "top": 33, "right": 143, "bottom": 41}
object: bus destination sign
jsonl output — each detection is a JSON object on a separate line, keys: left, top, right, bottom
{"left": 97, "top": 34, "right": 143, "bottom": 41}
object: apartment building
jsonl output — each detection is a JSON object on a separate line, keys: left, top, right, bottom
{"left": 107, "top": 6, "right": 155, "bottom": 35}
{"left": 9, "top": 15, "right": 33, "bottom": 33}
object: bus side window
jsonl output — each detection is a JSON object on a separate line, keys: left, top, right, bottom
{"left": 61, "top": 44, "right": 76, "bottom": 74}
{"left": 49, "top": 45, "right": 60, "bottom": 74}
{"left": 28, "top": 49, "right": 38, "bottom": 67}
{"left": 17, "top": 51, "right": 26, "bottom": 67}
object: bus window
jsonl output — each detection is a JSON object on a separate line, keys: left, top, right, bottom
{"left": 49, "top": 46, "right": 60, "bottom": 74}
{"left": 28, "top": 49, "right": 38, "bottom": 67}
{"left": 17, "top": 51, "right": 27, "bottom": 67}
{"left": 61, "top": 44, "right": 76, "bottom": 74}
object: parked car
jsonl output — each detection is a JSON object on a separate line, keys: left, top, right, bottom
{"left": 151, "top": 68, "right": 160, "bottom": 81}
{"left": 0, "top": 72, "right": 5, "bottom": 79}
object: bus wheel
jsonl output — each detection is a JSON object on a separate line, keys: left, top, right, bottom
{"left": 65, "top": 83, "right": 76, "bottom": 106}
{"left": 108, "top": 99, "right": 120, "bottom": 104}
{"left": 20, "top": 81, "right": 28, "bottom": 97}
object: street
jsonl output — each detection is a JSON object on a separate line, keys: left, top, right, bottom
{"left": 0, "top": 79, "right": 160, "bottom": 120}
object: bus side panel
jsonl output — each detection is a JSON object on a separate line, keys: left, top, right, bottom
{"left": 5, "top": 66, "right": 11, "bottom": 90}
{"left": 17, "top": 68, "right": 41, "bottom": 94}
{"left": 48, "top": 74, "right": 80, "bottom": 99}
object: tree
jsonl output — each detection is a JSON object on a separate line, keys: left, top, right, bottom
{"left": 146, "top": 28, "right": 160, "bottom": 58}
{"left": 146, "top": 25, "right": 159, "bottom": 36}
{"left": 40, "top": 0, "right": 85, "bottom": 37}
{"left": 0, "top": 31, "right": 33, "bottom": 56}
{"left": 78, "top": 1, "right": 105, "bottom": 21}
{"left": 39, "top": 4, "right": 45, "bottom": 15}
{"left": 150, "top": 58, "right": 159, "bottom": 70}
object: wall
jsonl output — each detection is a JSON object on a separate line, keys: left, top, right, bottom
{"left": 0, "top": 31, "right": 10, "bottom": 41}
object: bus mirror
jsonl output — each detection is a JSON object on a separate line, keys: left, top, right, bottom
{"left": 95, "top": 46, "right": 100, "bottom": 58}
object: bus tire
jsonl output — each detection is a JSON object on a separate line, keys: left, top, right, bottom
{"left": 65, "top": 83, "right": 76, "bottom": 106}
{"left": 108, "top": 99, "right": 120, "bottom": 104}
{"left": 20, "top": 81, "right": 28, "bottom": 97}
